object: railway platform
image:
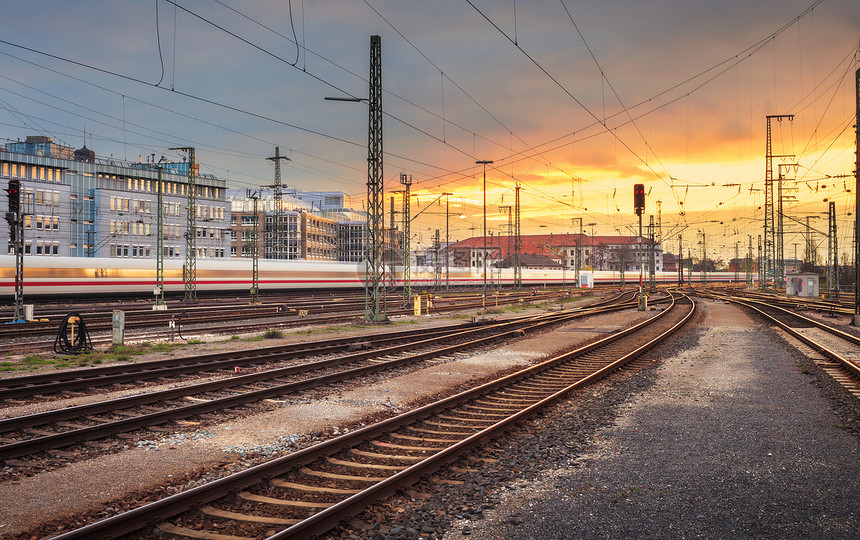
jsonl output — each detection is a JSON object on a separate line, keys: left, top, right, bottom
{"left": 442, "top": 300, "right": 860, "bottom": 539}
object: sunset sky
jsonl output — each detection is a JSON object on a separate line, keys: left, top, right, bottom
{"left": 1, "top": 0, "right": 858, "bottom": 263}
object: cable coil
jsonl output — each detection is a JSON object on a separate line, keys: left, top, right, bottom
{"left": 54, "top": 312, "right": 93, "bottom": 355}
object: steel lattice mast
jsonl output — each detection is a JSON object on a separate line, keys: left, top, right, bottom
{"left": 764, "top": 115, "right": 793, "bottom": 289}
{"left": 514, "top": 184, "right": 522, "bottom": 287}
{"left": 365, "top": 35, "right": 386, "bottom": 321}
{"left": 248, "top": 190, "right": 260, "bottom": 303}
{"left": 154, "top": 161, "right": 166, "bottom": 310}
{"left": 853, "top": 68, "right": 860, "bottom": 323}
{"left": 400, "top": 173, "right": 411, "bottom": 305}
{"left": 828, "top": 201, "right": 838, "bottom": 298}
{"left": 266, "top": 147, "right": 290, "bottom": 260}
{"left": 170, "top": 147, "right": 197, "bottom": 301}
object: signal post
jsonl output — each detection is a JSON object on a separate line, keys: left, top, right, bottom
{"left": 634, "top": 183, "right": 645, "bottom": 310}
{"left": 5, "top": 179, "right": 24, "bottom": 321}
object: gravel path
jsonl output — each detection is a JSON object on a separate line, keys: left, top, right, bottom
{"left": 437, "top": 300, "right": 860, "bottom": 539}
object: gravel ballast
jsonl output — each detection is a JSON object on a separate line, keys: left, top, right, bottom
{"left": 0, "top": 303, "right": 649, "bottom": 539}
{"left": 433, "top": 299, "right": 860, "bottom": 539}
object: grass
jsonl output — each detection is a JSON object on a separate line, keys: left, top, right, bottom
{"left": 0, "top": 341, "right": 180, "bottom": 372}
{"left": 262, "top": 329, "right": 284, "bottom": 339}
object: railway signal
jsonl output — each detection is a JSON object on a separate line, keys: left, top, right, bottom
{"left": 633, "top": 183, "right": 645, "bottom": 215}
{"left": 6, "top": 179, "right": 24, "bottom": 322}
{"left": 633, "top": 183, "right": 645, "bottom": 309}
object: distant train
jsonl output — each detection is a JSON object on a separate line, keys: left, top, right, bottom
{"left": 0, "top": 255, "right": 738, "bottom": 299}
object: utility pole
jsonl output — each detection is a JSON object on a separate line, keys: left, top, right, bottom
{"left": 433, "top": 229, "right": 441, "bottom": 290}
{"left": 746, "top": 235, "right": 754, "bottom": 289}
{"left": 687, "top": 249, "right": 693, "bottom": 287}
{"left": 514, "top": 184, "right": 522, "bottom": 288}
{"left": 445, "top": 193, "right": 451, "bottom": 291}
{"left": 828, "top": 201, "right": 838, "bottom": 298}
{"left": 389, "top": 195, "right": 396, "bottom": 289}
{"left": 170, "top": 147, "right": 197, "bottom": 301}
{"left": 853, "top": 67, "right": 860, "bottom": 324}
{"left": 248, "top": 190, "right": 260, "bottom": 304}
{"left": 734, "top": 242, "right": 740, "bottom": 283}
{"left": 648, "top": 215, "right": 656, "bottom": 292}
{"left": 476, "top": 160, "right": 493, "bottom": 305}
{"left": 266, "top": 146, "right": 290, "bottom": 260}
{"left": 400, "top": 173, "right": 412, "bottom": 305}
{"left": 678, "top": 234, "right": 683, "bottom": 286}
{"left": 757, "top": 234, "right": 763, "bottom": 290}
{"left": 764, "top": 115, "right": 794, "bottom": 290}
{"left": 804, "top": 216, "right": 815, "bottom": 266}
{"left": 153, "top": 158, "right": 167, "bottom": 310}
{"left": 499, "top": 205, "right": 512, "bottom": 264}
{"left": 701, "top": 231, "right": 707, "bottom": 285}
{"left": 571, "top": 217, "right": 583, "bottom": 286}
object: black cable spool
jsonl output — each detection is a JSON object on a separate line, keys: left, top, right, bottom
{"left": 53, "top": 312, "right": 93, "bottom": 355}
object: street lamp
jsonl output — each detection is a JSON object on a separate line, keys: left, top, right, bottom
{"left": 476, "top": 160, "right": 493, "bottom": 307}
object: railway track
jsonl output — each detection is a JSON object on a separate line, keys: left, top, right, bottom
{"left": 705, "top": 292, "right": 860, "bottom": 400}
{"left": 3, "top": 290, "right": 578, "bottom": 354}
{"left": 0, "top": 294, "right": 642, "bottom": 465}
{"left": 51, "top": 291, "right": 693, "bottom": 540}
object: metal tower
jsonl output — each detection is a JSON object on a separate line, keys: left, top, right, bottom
{"left": 853, "top": 68, "right": 860, "bottom": 322}
{"left": 154, "top": 161, "right": 167, "bottom": 310}
{"left": 764, "top": 114, "right": 794, "bottom": 288}
{"left": 389, "top": 196, "right": 396, "bottom": 289}
{"left": 746, "top": 235, "right": 754, "bottom": 289}
{"left": 248, "top": 190, "right": 260, "bottom": 303}
{"left": 514, "top": 184, "right": 522, "bottom": 287}
{"left": 266, "top": 146, "right": 290, "bottom": 260}
{"left": 170, "top": 147, "right": 197, "bottom": 301}
{"left": 649, "top": 215, "right": 656, "bottom": 292}
{"left": 828, "top": 201, "right": 838, "bottom": 298}
{"left": 400, "top": 173, "right": 412, "bottom": 305}
{"left": 365, "top": 35, "right": 386, "bottom": 321}
{"left": 433, "top": 229, "right": 441, "bottom": 289}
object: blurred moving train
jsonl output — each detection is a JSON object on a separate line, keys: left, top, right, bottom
{"left": 0, "top": 255, "right": 738, "bottom": 299}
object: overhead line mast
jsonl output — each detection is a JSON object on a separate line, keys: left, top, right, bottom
{"left": 365, "top": 35, "right": 386, "bottom": 322}
{"left": 170, "top": 146, "right": 197, "bottom": 301}
{"left": 266, "top": 147, "right": 290, "bottom": 260}
{"left": 763, "top": 115, "right": 794, "bottom": 290}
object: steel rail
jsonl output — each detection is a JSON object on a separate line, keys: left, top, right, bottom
{"left": 50, "top": 293, "right": 693, "bottom": 540}
{"left": 718, "top": 296, "right": 860, "bottom": 379}
{"left": 3, "top": 290, "right": 586, "bottom": 353}
{"left": 0, "top": 303, "right": 634, "bottom": 460}
{"left": 0, "top": 293, "right": 633, "bottom": 398}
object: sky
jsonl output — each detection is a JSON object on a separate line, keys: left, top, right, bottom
{"left": 1, "top": 0, "right": 859, "bottom": 263}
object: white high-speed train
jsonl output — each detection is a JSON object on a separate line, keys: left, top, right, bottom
{"left": 0, "top": 255, "right": 735, "bottom": 299}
